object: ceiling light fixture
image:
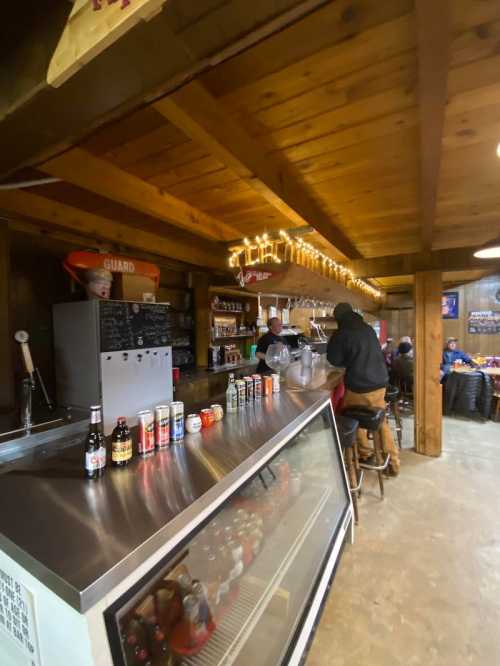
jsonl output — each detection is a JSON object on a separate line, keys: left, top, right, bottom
{"left": 496, "top": 143, "right": 500, "bottom": 158}
{"left": 473, "top": 236, "right": 500, "bottom": 259}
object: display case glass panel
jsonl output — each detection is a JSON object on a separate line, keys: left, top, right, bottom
{"left": 106, "top": 404, "right": 349, "bottom": 666}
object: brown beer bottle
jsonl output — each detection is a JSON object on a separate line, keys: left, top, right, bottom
{"left": 111, "top": 417, "right": 132, "bottom": 467}
{"left": 85, "top": 405, "right": 106, "bottom": 479}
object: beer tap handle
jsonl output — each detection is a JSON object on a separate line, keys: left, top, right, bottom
{"left": 14, "top": 330, "right": 35, "bottom": 388}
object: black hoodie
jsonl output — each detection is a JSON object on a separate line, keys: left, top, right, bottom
{"left": 327, "top": 311, "right": 388, "bottom": 393}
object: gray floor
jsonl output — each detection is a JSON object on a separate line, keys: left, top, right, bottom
{"left": 306, "top": 414, "right": 500, "bottom": 666}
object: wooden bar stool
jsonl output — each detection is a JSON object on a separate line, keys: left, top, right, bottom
{"left": 337, "top": 415, "right": 363, "bottom": 524}
{"left": 341, "top": 406, "right": 389, "bottom": 498}
{"left": 385, "top": 384, "right": 402, "bottom": 448}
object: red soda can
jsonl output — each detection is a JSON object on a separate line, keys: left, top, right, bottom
{"left": 154, "top": 405, "right": 170, "bottom": 449}
{"left": 137, "top": 410, "right": 155, "bottom": 455}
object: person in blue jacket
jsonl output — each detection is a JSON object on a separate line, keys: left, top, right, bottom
{"left": 441, "top": 337, "right": 475, "bottom": 378}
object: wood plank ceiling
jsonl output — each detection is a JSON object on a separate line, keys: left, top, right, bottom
{"left": 1, "top": 0, "right": 500, "bottom": 284}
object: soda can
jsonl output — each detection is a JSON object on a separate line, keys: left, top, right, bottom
{"left": 272, "top": 373, "right": 280, "bottom": 393}
{"left": 235, "top": 380, "right": 246, "bottom": 409}
{"left": 252, "top": 374, "right": 262, "bottom": 401}
{"left": 263, "top": 375, "right": 273, "bottom": 396}
{"left": 154, "top": 405, "right": 170, "bottom": 448}
{"left": 170, "top": 401, "right": 185, "bottom": 442}
{"left": 243, "top": 376, "right": 254, "bottom": 402}
{"left": 137, "top": 410, "right": 155, "bottom": 455}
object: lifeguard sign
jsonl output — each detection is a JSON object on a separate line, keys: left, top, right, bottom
{"left": 63, "top": 250, "right": 160, "bottom": 286}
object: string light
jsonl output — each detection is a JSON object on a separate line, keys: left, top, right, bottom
{"left": 229, "top": 231, "right": 383, "bottom": 301}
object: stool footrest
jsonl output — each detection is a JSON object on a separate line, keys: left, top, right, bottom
{"left": 359, "top": 454, "right": 391, "bottom": 472}
{"left": 350, "top": 471, "right": 364, "bottom": 494}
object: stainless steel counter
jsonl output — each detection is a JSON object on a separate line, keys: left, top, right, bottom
{"left": 0, "top": 390, "right": 331, "bottom": 613}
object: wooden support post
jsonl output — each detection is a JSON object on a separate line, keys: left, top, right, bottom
{"left": 0, "top": 225, "right": 14, "bottom": 410}
{"left": 414, "top": 270, "right": 443, "bottom": 456}
{"left": 193, "top": 273, "right": 210, "bottom": 368}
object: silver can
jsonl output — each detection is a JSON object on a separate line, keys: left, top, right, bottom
{"left": 243, "top": 376, "right": 253, "bottom": 402}
{"left": 154, "top": 404, "right": 170, "bottom": 448}
{"left": 272, "top": 373, "right": 280, "bottom": 393}
{"left": 170, "top": 401, "right": 184, "bottom": 442}
{"left": 252, "top": 374, "right": 262, "bottom": 401}
{"left": 235, "top": 380, "right": 246, "bottom": 409}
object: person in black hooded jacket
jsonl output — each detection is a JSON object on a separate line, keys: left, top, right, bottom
{"left": 327, "top": 302, "right": 400, "bottom": 475}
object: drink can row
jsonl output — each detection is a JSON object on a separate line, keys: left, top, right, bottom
{"left": 154, "top": 405, "right": 170, "bottom": 448}
{"left": 138, "top": 401, "right": 184, "bottom": 453}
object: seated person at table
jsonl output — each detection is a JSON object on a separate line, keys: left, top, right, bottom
{"left": 392, "top": 341, "right": 414, "bottom": 392}
{"left": 327, "top": 302, "right": 400, "bottom": 475}
{"left": 396, "top": 335, "right": 414, "bottom": 358}
{"left": 441, "top": 337, "right": 475, "bottom": 378}
{"left": 256, "top": 317, "right": 283, "bottom": 374}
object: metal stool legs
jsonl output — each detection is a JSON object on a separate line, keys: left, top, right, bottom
{"left": 359, "top": 429, "right": 390, "bottom": 499}
{"left": 392, "top": 400, "right": 403, "bottom": 449}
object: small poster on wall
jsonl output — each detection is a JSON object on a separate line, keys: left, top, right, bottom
{"left": 442, "top": 292, "right": 459, "bottom": 319}
{"left": 468, "top": 310, "right": 500, "bottom": 334}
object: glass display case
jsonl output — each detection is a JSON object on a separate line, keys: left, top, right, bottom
{"left": 105, "top": 404, "right": 350, "bottom": 666}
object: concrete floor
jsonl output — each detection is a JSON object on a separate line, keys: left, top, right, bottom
{"left": 306, "top": 414, "right": 500, "bottom": 666}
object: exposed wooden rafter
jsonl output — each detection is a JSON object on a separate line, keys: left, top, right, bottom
{"left": 415, "top": 0, "right": 451, "bottom": 250}
{"left": 347, "top": 247, "right": 499, "bottom": 279}
{"left": 154, "top": 81, "right": 361, "bottom": 260}
{"left": 0, "top": 189, "right": 225, "bottom": 270}
{"left": 40, "top": 148, "right": 238, "bottom": 242}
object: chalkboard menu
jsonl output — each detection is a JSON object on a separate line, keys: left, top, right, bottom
{"left": 99, "top": 301, "right": 170, "bottom": 352}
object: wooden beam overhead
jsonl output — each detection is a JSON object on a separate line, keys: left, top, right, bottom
{"left": 154, "top": 81, "right": 361, "bottom": 260}
{"left": 0, "top": 189, "right": 225, "bottom": 270}
{"left": 40, "top": 147, "right": 238, "bottom": 242}
{"left": 0, "top": 0, "right": 334, "bottom": 179}
{"left": 415, "top": 0, "right": 451, "bottom": 250}
{"left": 348, "top": 247, "right": 500, "bottom": 279}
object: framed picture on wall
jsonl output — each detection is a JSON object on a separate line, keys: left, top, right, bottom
{"left": 442, "top": 291, "right": 459, "bottom": 319}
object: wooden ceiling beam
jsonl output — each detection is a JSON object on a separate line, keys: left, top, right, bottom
{"left": 154, "top": 81, "right": 361, "bottom": 260}
{"left": 0, "top": 189, "right": 225, "bottom": 270}
{"left": 415, "top": 0, "right": 451, "bottom": 250}
{"left": 0, "top": 0, "right": 332, "bottom": 179}
{"left": 347, "top": 247, "right": 499, "bottom": 279}
{"left": 40, "top": 147, "right": 238, "bottom": 242}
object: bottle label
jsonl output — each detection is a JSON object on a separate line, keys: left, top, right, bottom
{"left": 85, "top": 451, "right": 100, "bottom": 471}
{"left": 98, "top": 446, "right": 107, "bottom": 469}
{"left": 112, "top": 439, "right": 132, "bottom": 462}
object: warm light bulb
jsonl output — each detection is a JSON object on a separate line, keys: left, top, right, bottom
{"left": 497, "top": 143, "right": 500, "bottom": 158}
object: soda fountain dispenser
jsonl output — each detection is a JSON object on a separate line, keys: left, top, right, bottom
{"left": 53, "top": 300, "right": 173, "bottom": 434}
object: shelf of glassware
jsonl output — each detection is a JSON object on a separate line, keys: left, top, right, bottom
{"left": 105, "top": 405, "right": 351, "bottom": 666}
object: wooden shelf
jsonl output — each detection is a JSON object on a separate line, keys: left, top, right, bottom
{"left": 212, "top": 309, "right": 244, "bottom": 314}
{"left": 214, "top": 334, "right": 253, "bottom": 340}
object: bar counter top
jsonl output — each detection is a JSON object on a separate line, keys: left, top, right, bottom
{"left": 0, "top": 388, "right": 335, "bottom": 614}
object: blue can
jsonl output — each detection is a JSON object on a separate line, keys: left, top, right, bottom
{"left": 170, "top": 401, "right": 184, "bottom": 442}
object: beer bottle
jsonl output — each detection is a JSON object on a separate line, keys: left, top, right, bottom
{"left": 111, "top": 416, "right": 132, "bottom": 467}
{"left": 85, "top": 405, "right": 106, "bottom": 479}
{"left": 226, "top": 373, "right": 237, "bottom": 413}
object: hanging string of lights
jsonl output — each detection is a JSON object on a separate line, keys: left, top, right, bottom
{"left": 228, "top": 230, "right": 384, "bottom": 302}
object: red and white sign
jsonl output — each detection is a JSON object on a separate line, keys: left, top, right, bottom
{"left": 237, "top": 269, "right": 275, "bottom": 285}
{"left": 64, "top": 251, "right": 160, "bottom": 285}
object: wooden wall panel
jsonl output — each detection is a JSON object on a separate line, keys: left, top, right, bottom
{"left": 443, "top": 275, "right": 500, "bottom": 355}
